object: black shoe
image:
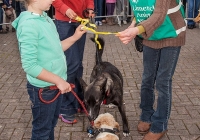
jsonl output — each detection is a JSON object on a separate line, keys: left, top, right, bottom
{"left": 187, "top": 25, "right": 194, "bottom": 29}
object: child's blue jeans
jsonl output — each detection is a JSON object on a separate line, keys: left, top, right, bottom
{"left": 27, "top": 82, "right": 63, "bottom": 140}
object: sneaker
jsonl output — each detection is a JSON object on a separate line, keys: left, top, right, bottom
{"left": 59, "top": 114, "right": 77, "bottom": 124}
{"left": 98, "top": 21, "right": 102, "bottom": 26}
{"left": 95, "top": 21, "right": 98, "bottom": 26}
{"left": 123, "top": 20, "right": 127, "bottom": 25}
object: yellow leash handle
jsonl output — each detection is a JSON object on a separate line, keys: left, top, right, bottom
{"left": 75, "top": 16, "right": 118, "bottom": 49}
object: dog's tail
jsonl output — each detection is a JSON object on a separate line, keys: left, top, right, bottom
{"left": 90, "top": 37, "right": 105, "bottom": 64}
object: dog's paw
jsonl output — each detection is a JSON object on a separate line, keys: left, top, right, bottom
{"left": 105, "top": 103, "right": 116, "bottom": 108}
{"left": 88, "top": 133, "right": 94, "bottom": 138}
{"left": 123, "top": 132, "right": 130, "bottom": 137}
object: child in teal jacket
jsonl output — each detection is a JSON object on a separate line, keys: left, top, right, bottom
{"left": 12, "top": 0, "right": 86, "bottom": 139}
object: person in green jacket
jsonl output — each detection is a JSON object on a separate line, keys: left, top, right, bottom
{"left": 116, "top": 0, "right": 186, "bottom": 139}
{"left": 12, "top": 0, "right": 86, "bottom": 139}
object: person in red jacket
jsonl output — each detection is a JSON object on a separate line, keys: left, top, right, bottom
{"left": 52, "top": 0, "right": 94, "bottom": 124}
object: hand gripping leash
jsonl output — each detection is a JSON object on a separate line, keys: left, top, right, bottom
{"left": 75, "top": 16, "right": 118, "bottom": 49}
{"left": 38, "top": 84, "right": 94, "bottom": 126}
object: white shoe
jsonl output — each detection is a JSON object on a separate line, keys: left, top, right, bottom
{"left": 123, "top": 20, "right": 127, "bottom": 25}
{"left": 95, "top": 21, "right": 98, "bottom": 26}
{"left": 98, "top": 21, "right": 102, "bottom": 26}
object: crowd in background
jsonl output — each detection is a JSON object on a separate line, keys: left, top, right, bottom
{"left": 0, "top": 0, "right": 26, "bottom": 33}
{"left": 185, "top": 0, "right": 200, "bottom": 29}
{"left": 1, "top": 0, "right": 200, "bottom": 33}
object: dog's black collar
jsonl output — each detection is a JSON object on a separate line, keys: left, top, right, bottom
{"left": 98, "top": 128, "right": 119, "bottom": 134}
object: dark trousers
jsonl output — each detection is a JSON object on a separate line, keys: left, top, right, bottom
{"left": 55, "top": 20, "right": 86, "bottom": 117}
{"left": 182, "top": 0, "right": 187, "bottom": 12}
{"left": 106, "top": 3, "right": 116, "bottom": 15}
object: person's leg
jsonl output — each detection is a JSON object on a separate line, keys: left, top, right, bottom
{"left": 101, "top": 0, "right": 106, "bottom": 22}
{"left": 49, "top": 90, "right": 63, "bottom": 140}
{"left": 95, "top": 0, "right": 103, "bottom": 25}
{"left": 106, "top": 3, "right": 112, "bottom": 15}
{"left": 15, "top": 2, "right": 21, "bottom": 17}
{"left": 0, "top": 7, "right": 3, "bottom": 30}
{"left": 122, "top": 0, "right": 128, "bottom": 21}
{"left": 27, "top": 82, "right": 62, "bottom": 140}
{"left": 194, "top": 0, "right": 200, "bottom": 17}
{"left": 5, "top": 10, "right": 10, "bottom": 31}
{"left": 116, "top": 0, "right": 122, "bottom": 20}
{"left": 55, "top": 20, "right": 85, "bottom": 122}
{"left": 110, "top": 3, "right": 115, "bottom": 16}
{"left": 187, "top": 0, "right": 195, "bottom": 26}
{"left": 9, "top": 8, "right": 15, "bottom": 32}
{"left": 76, "top": 31, "right": 86, "bottom": 103}
{"left": 182, "top": 0, "right": 187, "bottom": 12}
{"left": 151, "top": 46, "right": 181, "bottom": 133}
{"left": 19, "top": 1, "right": 26, "bottom": 12}
{"left": 140, "top": 46, "right": 159, "bottom": 123}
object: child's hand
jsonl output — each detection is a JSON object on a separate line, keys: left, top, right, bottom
{"left": 73, "top": 25, "right": 86, "bottom": 40}
{"left": 56, "top": 79, "right": 71, "bottom": 94}
{"left": 116, "top": 27, "right": 139, "bottom": 44}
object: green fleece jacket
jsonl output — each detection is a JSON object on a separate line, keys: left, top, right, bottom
{"left": 12, "top": 11, "right": 67, "bottom": 87}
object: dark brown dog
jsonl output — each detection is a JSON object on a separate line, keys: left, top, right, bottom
{"left": 80, "top": 37, "right": 130, "bottom": 136}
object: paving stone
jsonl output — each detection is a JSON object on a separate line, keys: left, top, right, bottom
{"left": 0, "top": 23, "right": 200, "bottom": 140}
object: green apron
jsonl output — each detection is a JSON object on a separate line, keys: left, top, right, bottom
{"left": 129, "top": 0, "right": 186, "bottom": 40}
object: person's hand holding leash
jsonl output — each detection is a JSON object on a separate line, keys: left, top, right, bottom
{"left": 56, "top": 78, "right": 71, "bottom": 94}
{"left": 66, "top": 8, "right": 77, "bottom": 19}
{"left": 128, "top": 20, "right": 136, "bottom": 29}
{"left": 73, "top": 25, "right": 86, "bottom": 40}
{"left": 116, "top": 27, "right": 139, "bottom": 45}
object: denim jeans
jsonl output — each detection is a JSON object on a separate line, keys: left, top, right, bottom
{"left": 55, "top": 20, "right": 86, "bottom": 117}
{"left": 140, "top": 46, "right": 181, "bottom": 133}
{"left": 27, "top": 82, "right": 63, "bottom": 140}
{"left": 0, "top": 7, "right": 3, "bottom": 30}
{"left": 187, "top": 0, "right": 200, "bottom": 26}
{"left": 94, "top": 0, "right": 104, "bottom": 21}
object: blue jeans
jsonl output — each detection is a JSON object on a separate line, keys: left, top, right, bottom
{"left": 55, "top": 20, "right": 86, "bottom": 117}
{"left": 140, "top": 46, "right": 181, "bottom": 133}
{"left": 187, "top": 0, "right": 200, "bottom": 26}
{"left": 0, "top": 7, "right": 3, "bottom": 30}
{"left": 27, "top": 82, "right": 63, "bottom": 140}
{"left": 94, "top": 0, "right": 104, "bottom": 21}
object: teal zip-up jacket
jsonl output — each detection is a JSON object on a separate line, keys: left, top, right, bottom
{"left": 12, "top": 11, "right": 67, "bottom": 87}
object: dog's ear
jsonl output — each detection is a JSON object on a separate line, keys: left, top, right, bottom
{"left": 79, "top": 78, "right": 87, "bottom": 91}
{"left": 105, "top": 77, "right": 113, "bottom": 94}
{"left": 114, "top": 122, "right": 120, "bottom": 131}
{"left": 94, "top": 119, "right": 101, "bottom": 129}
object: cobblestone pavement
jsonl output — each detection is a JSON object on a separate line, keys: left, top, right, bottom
{"left": 0, "top": 23, "right": 200, "bottom": 140}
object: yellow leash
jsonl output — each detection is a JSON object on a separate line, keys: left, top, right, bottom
{"left": 75, "top": 16, "right": 118, "bottom": 49}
